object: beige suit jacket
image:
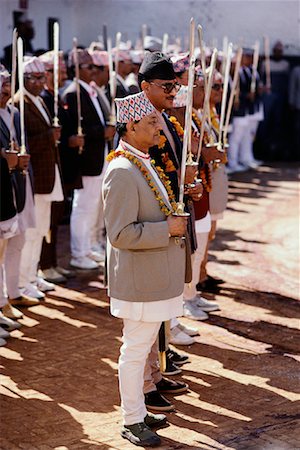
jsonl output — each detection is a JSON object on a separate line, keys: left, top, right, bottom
{"left": 103, "top": 155, "right": 186, "bottom": 302}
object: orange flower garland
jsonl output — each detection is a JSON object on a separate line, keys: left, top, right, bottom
{"left": 106, "top": 149, "right": 177, "bottom": 216}
{"left": 169, "top": 116, "right": 184, "bottom": 138}
{"left": 200, "top": 165, "right": 212, "bottom": 192}
{"left": 158, "top": 133, "right": 167, "bottom": 149}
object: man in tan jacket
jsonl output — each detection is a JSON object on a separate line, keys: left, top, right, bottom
{"left": 103, "top": 91, "right": 187, "bottom": 447}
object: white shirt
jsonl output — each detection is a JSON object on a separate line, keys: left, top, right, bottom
{"left": 79, "top": 80, "right": 105, "bottom": 126}
{"left": 110, "top": 141, "right": 183, "bottom": 322}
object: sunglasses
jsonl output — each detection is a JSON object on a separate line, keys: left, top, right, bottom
{"left": 150, "top": 81, "right": 181, "bottom": 94}
{"left": 212, "top": 84, "right": 223, "bottom": 91}
{"left": 79, "top": 64, "right": 95, "bottom": 71}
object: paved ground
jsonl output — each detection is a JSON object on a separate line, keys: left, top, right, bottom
{"left": 1, "top": 162, "right": 300, "bottom": 450}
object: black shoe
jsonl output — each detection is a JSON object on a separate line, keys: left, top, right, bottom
{"left": 144, "top": 412, "right": 167, "bottom": 429}
{"left": 167, "top": 348, "right": 190, "bottom": 366}
{"left": 196, "top": 279, "right": 221, "bottom": 293}
{"left": 145, "top": 390, "right": 174, "bottom": 412}
{"left": 207, "top": 274, "right": 225, "bottom": 285}
{"left": 161, "top": 357, "right": 182, "bottom": 376}
{"left": 156, "top": 377, "right": 189, "bottom": 395}
{"left": 121, "top": 422, "right": 161, "bottom": 447}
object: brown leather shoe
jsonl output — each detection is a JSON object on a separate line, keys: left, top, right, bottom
{"left": 9, "top": 295, "right": 40, "bottom": 307}
{"left": 2, "top": 303, "right": 23, "bottom": 319}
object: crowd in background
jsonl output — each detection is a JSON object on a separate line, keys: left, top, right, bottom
{"left": 0, "top": 16, "right": 299, "bottom": 352}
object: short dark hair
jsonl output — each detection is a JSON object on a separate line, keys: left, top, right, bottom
{"left": 116, "top": 122, "right": 127, "bottom": 137}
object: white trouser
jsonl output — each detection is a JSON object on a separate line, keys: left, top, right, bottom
{"left": 0, "top": 232, "right": 25, "bottom": 300}
{"left": 0, "top": 240, "right": 8, "bottom": 307}
{"left": 19, "top": 195, "right": 51, "bottom": 286}
{"left": 90, "top": 171, "right": 106, "bottom": 250}
{"left": 71, "top": 175, "right": 103, "bottom": 258}
{"left": 228, "top": 116, "right": 252, "bottom": 167}
{"left": 184, "top": 231, "right": 209, "bottom": 301}
{"left": 119, "top": 319, "right": 161, "bottom": 425}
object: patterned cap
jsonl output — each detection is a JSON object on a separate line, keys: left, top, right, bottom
{"left": 90, "top": 50, "right": 109, "bottom": 67}
{"left": 213, "top": 70, "right": 223, "bottom": 82}
{"left": 113, "top": 49, "right": 131, "bottom": 62}
{"left": 130, "top": 50, "right": 143, "bottom": 65}
{"left": 68, "top": 48, "right": 92, "bottom": 67}
{"left": 23, "top": 56, "right": 45, "bottom": 73}
{"left": 0, "top": 64, "right": 10, "bottom": 79}
{"left": 171, "top": 52, "right": 189, "bottom": 74}
{"left": 115, "top": 91, "right": 155, "bottom": 123}
{"left": 38, "top": 50, "right": 65, "bottom": 70}
{"left": 173, "top": 85, "right": 187, "bottom": 108}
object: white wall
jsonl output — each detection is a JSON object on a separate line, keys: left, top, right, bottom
{"left": 1, "top": 0, "right": 299, "bottom": 55}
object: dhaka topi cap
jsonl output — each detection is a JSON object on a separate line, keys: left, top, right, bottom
{"left": 112, "top": 48, "right": 131, "bottom": 62}
{"left": 213, "top": 70, "right": 223, "bottom": 82}
{"left": 90, "top": 50, "right": 109, "bottom": 67}
{"left": 144, "top": 36, "right": 162, "bottom": 52}
{"left": 243, "top": 47, "right": 254, "bottom": 56}
{"left": 38, "top": 50, "right": 65, "bottom": 70}
{"left": 23, "top": 56, "right": 45, "bottom": 74}
{"left": 139, "top": 51, "right": 176, "bottom": 81}
{"left": 0, "top": 64, "right": 10, "bottom": 81}
{"left": 173, "top": 85, "right": 188, "bottom": 108}
{"left": 130, "top": 50, "right": 143, "bottom": 65}
{"left": 68, "top": 48, "right": 92, "bottom": 67}
{"left": 115, "top": 91, "right": 155, "bottom": 123}
{"left": 171, "top": 52, "right": 189, "bottom": 74}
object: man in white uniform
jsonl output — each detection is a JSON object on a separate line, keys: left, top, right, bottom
{"left": 103, "top": 91, "right": 187, "bottom": 446}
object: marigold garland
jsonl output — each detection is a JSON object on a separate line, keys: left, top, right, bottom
{"left": 192, "top": 111, "right": 209, "bottom": 145}
{"left": 106, "top": 149, "right": 177, "bottom": 216}
{"left": 158, "top": 133, "right": 167, "bottom": 149}
{"left": 200, "top": 165, "right": 212, "bottom": 192}
{"left": 169, "top": 116, "right": 184, "bottom": 138}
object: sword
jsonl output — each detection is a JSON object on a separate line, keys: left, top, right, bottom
{"left": 73, "top": 37, "right": 84, "bottom": 154}
{"left": 250, "top": 40, "right": 260, "bottom": 94}
{"left": 158, "top": 322, "right": 167, "bottom": 373}
{"left": 218, "top": 42, "right": 233, "bottom": 149}
{"left": 107, "top": 37, "right": 116, "bottom": 125}
{"left": 196, "top": 48, "right": 218, "bottom": 163}
{"left": 162, "top": 33, "right": 169, "bottom": 54}
{"left": 17, "top": 37, "right": 26, "bottom": 156}
{"left": 223, "top": 47, "right": 243, "bottom": 145}
{"left": 53, "top": 22, "right": 60, "bottom": 128}
{"left": 9, "top": 28, "right": 17, "bottom": 152}
{"left": 264, "top": 35, "right": 271, "bottom": 91}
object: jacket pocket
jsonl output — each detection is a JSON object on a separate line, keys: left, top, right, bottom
{"left": 132, "top": 250, "right": 170, "bottom": 293}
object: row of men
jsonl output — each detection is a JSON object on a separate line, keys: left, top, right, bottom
{"left": 0, "top": 43, "right": 258, "bottom": 445}
{"left": 0, "top": 44, "right": 260, "bottom": 346}
{"left": 0, "top": 46, "right": 231, "bottom": 429}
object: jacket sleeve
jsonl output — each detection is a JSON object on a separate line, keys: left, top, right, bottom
{"left": 103, "top": 165, "right": 169, "bottom": 250}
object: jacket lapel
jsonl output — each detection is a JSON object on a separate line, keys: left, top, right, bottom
{"left": 162, "top": 112, "right": 183, "bottom": 161}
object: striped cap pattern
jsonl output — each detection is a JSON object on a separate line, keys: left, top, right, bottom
{"left": 23, "top": 56, "right": 45, "bottom": 74}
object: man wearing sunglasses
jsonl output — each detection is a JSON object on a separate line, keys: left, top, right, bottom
{"left": 63, "top": 49, "right": 115, "bottom": 270}
{"left": 138, "top": 52, "right": 204, "bottom": 412}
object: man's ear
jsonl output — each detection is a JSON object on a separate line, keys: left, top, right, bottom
{"left": 141, "top": 80, "right": 150, "bottom": 94}
{"left": 127, "top": 121, "right": 136, "bottom": 133}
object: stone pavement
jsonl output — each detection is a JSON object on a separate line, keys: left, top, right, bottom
{"left": 1, "top": 162, "right": 300, "bottom": 450}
